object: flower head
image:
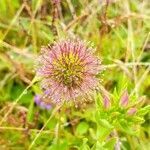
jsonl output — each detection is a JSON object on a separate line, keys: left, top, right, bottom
{"left": 37, "top": 39, "right": 101, "bottom": 104}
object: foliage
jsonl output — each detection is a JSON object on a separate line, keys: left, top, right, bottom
{"left": 0, "top": 0, "right": 150, "bottom": 149}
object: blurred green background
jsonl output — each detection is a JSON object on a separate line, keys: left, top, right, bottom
{"left": 0, "top": 0, "right": 150, "bottom": 149}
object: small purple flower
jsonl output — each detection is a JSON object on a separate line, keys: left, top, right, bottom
{"left": 119, "top": 90, "right": 129, "bottom": 108}
{"left": 37, "top": 39, "right": 102, "bottom": 104}
{"left": 127, "top": 108, "right": 137, "bottom": 116}
{"left": 34, "top": 95, "right": 52, "bottom": 110}
{"left": 34, "top": 95, "right": 41, "bottom": 105}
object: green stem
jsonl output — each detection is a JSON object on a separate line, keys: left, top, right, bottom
{"left": 28, "top": 104, "right": 62, "bottom": 150}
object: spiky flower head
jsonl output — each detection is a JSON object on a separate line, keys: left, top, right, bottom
{"left": 36, "top": 39, "right": 101, "bottom": 105}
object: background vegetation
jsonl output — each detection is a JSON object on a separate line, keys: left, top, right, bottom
{"left": 0, "top": 0, "right": 150, "bottom": 149}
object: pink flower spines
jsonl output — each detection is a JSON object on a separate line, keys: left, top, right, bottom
{"left": 37, "top": 39, "right": 101, "bottom": 104}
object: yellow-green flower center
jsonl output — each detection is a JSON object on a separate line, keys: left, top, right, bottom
{"left": 52, "top": 53, "right": 85, "bottom": 88}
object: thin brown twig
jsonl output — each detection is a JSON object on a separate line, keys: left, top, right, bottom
{"left": 0, "top": 126, "right": 51, "bottom": 133}
{"left": 66, "top": 0, "right": 77, "bottom": 19}
{"left": 65, "top": 13, "right": 88, "bottom": 31}
{"left": 103, "top": 62, "right": 150, "bottom": 69}
{"left": 0, "top": 41, "right": 35, "bottom": 58}
{"left": 131, "top": 65, "right": 150, "bottom": 96}
{"left": 0, "top": 51, "right": 32, "bottom": 84}
{"left": 1, "top": 4, "right": 25, "bottom": 41}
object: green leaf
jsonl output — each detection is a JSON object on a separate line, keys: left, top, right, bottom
{"left": 48, "top": 139, "right": 68, "bottom": 150}
{"left": 76, "top": 122, "right": 89, "bottom": 135}
{"left": 94, "top": 92, "right": 103, "bottom": 109}
{"left": 132, "top": 116, "right": 145, "bottom": 124}
{"left": 32, "top": 0, "right": 42, "bottom": 12}
{"left": 0, "top": 0, "right": 7, "bottom": 13}
{"left": 137, "top": 105, "right": 150, "bottom": 116}
{"left": 27, "top": 98, "right": 34, "bottom": 122}
{"left": 99, "top": 119, "right": 114, "bottom": 129}
{"left": 103, "top": 138, "right": 117, "bottom": 150}
{"left": 91, "top": 141, "right": 105, "bottom": 150}
{"left": 80, "top": 138, "right": 90, "bottom": 150}
{"left": 96, "top": 126, "right": 112, "bottom": 141}
{"left": 10, "top": 83, "right": 33, "bottom": 105}
{"left": 119, "top": 119, "right": 137, "bottom": 135}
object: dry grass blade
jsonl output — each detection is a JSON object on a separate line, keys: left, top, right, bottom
{"left": 1, "top": 4, "right": 25, "bottom": 41}
{"left": 28, "top": 105, "right": 62, "bottom": 150}
{"left": 131, "top": 65, "right": 150, "bottom": 96}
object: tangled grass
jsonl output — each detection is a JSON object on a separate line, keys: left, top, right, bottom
{"left": 0, "top": 0, "right": 150, "bottom": 149}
